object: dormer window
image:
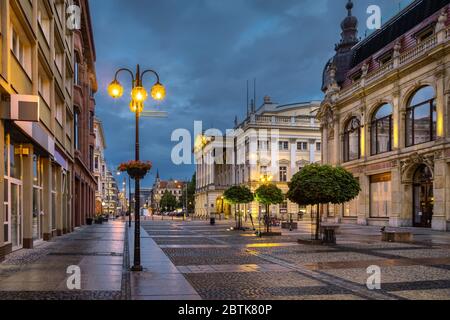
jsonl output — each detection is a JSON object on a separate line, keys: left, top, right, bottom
{"left": 378, "top": 51, "right": 393, "bottom": 65}
{"left": 350, "top": 70, "right": 362, "bottom": 83}
{"left": 414, "top": 25, "right": 434, "bottom": 43}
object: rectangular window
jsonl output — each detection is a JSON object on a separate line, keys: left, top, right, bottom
{"left": 11, "top": 26, "right": 30, "bottom": 74}
{"left": 370, "top": 173, "right": 391, "bottom": 218}
{"left": 89, "top": 146, "right": 94, "bottom": 171}
{"left": 316, "top": 142, "right": 321, "bottom": 152}
{"left": 74, "top": 111, "right": 80, "bottom": 150}
{"left": 55, "top": 96, "right": 64, "bottom": 126}
{"left": 278, "top": 141, "right": 289, "bottom": 151}
{"left": 279, "top": 166, "right": 287, "bottom": 182}
{"left": 94, "top": 156, "right": 99, "bottom": 170}
{"left": 260, "top": 166, "right": 268, "bottom": 175}
{"left": 89, "top": 112, "right": 94, "bottom": 133}
{"left": 37, "top": 5, "right": 50, "bottom": 42}
{"left": 258, "top": 140, "right": 269, "bottom": 151}
{"left": 74, "top": 60, "right": 80, "bottom": 86}
{"left": 297, "top": 142, "right": 308, "bottom": 151}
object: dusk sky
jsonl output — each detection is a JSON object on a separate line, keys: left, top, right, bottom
{"left": 90, "top": 0, "right": 412, "bottom": 188}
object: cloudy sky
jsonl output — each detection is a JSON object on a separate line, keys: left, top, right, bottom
{"left": 90, "top": 0, "right": 412, "bottom": 187}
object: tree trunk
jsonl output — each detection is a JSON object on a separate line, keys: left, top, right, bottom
{"left": 315, "top": 204, "right": 320, "bottom": 241}
{"left": 266, "top": 204, "right": 270, "bottom": 234}
{"left": 235, "top": 205, "right": 238, "bottom": 229}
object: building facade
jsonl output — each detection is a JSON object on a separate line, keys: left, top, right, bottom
{"left": 93, "top": 117, "right": 106, "bottom": 212}
{"left": 319, "top": 0, "right": 450, "bottom": 231}
{"left": 195, "top": 97, "right": 322, "bottom": 220}
{"left": 151, "top": 172, "right": 185, "bottom": 213}
{"left": 102, "top": 169, "right": 119, "bottom": 216}
{"left": 72, "top": 0, "right": 97, "bottom": 227}
{"left": 0, "top": 0, "right": 98, "bottom": 262}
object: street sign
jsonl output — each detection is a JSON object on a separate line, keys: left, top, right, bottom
{"left": 140, "top": 111, "right": 168, "bottom": 118}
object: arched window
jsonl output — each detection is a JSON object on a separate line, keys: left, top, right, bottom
{"left": 343, "top": 117, "right": 361, "bottom": 162}
{"left": 406, "top": 86, "right": 436, "bottom": 147}
{"left": 371, "top": 104, "right": 393, "bottom": 155}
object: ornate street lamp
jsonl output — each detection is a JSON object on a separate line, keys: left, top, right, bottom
{"left": 108, "top": 65, "right": 166, "bottom": 272}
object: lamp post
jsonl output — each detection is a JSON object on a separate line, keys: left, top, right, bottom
{"left": 108, "top": 65, "right": 166, "bottom": 272}
{"left": 259, "top": 173, "right": 273, "bottom": 236}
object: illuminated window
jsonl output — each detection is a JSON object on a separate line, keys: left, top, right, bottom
{"left": 371, "top": 104, "right": 393, "bottom": 155}
{"left": 344, "top": 117, "right": 361, "bottom": 162}
{"left": 406, "top": 86, "right": 436, "bottom": 147}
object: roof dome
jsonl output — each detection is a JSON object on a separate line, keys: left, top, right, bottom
{"left": 341, "top": 1, "right": 357, "bottom": 30}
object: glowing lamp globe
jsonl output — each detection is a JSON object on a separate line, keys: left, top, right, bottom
{"left": 108, "top": 80, "right": 124, "bottom": 99}
{"left": 129, "top": 100, "right": 144, "bottom": 114}
{"left": 131, "top": 86, "right": 148, "bottom": 103}
{"left": 151, "top": 82, "right": 166, "bottom": 101}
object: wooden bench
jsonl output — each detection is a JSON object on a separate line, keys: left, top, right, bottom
{"left": 382, "top": 231, "right": 413, "bottom": 243}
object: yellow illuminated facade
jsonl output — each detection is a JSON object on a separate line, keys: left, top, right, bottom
{"left": 319, "top": 2, "right": 450, "bottom": 231}
{"left": 194, "top": 97, "right": 322, "bottom": 220}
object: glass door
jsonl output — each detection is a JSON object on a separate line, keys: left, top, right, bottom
{"left": 10, "top": 181, "right": 23, "bottom": 250}
{"left": 413, "top": 165, "right": 434, "bottom": 228}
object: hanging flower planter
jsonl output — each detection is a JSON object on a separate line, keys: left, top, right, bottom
{"left": 118, "top": 161, "right": 152, "bottom": 180}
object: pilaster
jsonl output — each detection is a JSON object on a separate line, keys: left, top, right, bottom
{"left": 22, "top": 145, "right": 34, "bottom": 248}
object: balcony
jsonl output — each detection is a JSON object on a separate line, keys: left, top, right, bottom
{"left": 339, "top": 27, "right": 449, "bottom": 100}
{"left": 241, "top": 115, "right": 320, "bottom": 129}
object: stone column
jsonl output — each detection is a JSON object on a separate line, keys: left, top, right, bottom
{"left": 435, "top": 68, "right": 446, "bottom": 139}
{"left": 42, "top": 158, "right": 52, "bottom": 241}
{"left": 433, "top": 158, "right": 448, "bottom": 231}
{"left": 389, "top": 164, "right": 404, "bottom": 227}
{"left": 290, "top": 139, "right": 297, "bottom": 175}
{"left": 322, "top": 125, "right": 328, "bottom": 164}
{"left": 358, "top": 174, "right": 369, "bottom": 225}
{"left": 309, "top": 139, "right": 316, "bottom": 164}
{"left": 392, "top": 89, "right": 401, "bottom": 150}
{"left": 22, "top": 145, "right": 34, "bottom": 249}
{"left": 0, "top": 121, "right": 5, "bottom": 256}
{"left": 56, "top": 166, "right": 63, "bottom": 236}
{"left": 333, "top": 116, "right": 340, "bottom": 166}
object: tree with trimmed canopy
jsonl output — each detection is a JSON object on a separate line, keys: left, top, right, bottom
{"left": 255, "top": 184, "right": 285, "bottom": 233}
{"left": 223, "top": 185, "right": 254, "bottom": 230}
{"left": 287, "top": 164, "right": 360, "bottom": 240}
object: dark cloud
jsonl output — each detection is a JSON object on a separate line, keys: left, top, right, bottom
{"left": 90, "top": 0, "right": 412, "bottom": 187}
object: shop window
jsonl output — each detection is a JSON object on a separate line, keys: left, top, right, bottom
{"left": 370, "top": 173, "right": 391, "bottom": 218}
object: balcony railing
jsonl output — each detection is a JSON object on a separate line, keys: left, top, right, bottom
{"left": 339, "top": 27, "right": 449, "bottom": 100}
{"left": 243, "top": 115, "right": 319, "bottom": 128}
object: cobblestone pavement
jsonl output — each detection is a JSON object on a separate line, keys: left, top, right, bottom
{"left": 0, "top": 221, "right": 128, "bottom": 300}
{"left": 142, "top": 219, "right": 450, "bottom": 300}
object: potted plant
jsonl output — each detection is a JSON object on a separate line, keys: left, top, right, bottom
{"left": 86, "top": 217, "right": 94, "bottom": 225}
{"left": 94, "top": 212, "right": 103, "bottom": 224}
{"left": 118, "top": 160, "right": 152, "bottom": 180}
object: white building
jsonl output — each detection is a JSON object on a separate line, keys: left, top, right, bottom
{"left": 195, "top": 96, "right": 322, "bottom": 220}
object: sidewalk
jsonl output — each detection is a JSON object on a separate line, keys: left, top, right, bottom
{"left": 128, "top": 225, "right": 201, "bottom": 300}
{"left": 0, "top": 221, "right": 126, "bottom": 300}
